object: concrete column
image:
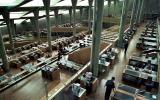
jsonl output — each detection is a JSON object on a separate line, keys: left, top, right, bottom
{"left": 0, "top": 30, "right": 10, "bottom": 72}
{"left": 59, "top": 14, "right": 63, "bottom": 25}
{"left": 135, "top": 0, "right": 142, "bottom": 25}
{"left": 138, "top": 0, "right": 144, "bottom": 23}
{"left": 33, "top": 9, "right": 40, "bottom": 40}
{"left": 10, "top": 20, "right": 16, "bottom": 38}
{"left": 54, "top": 9, "right": 59, "bottom": 26}
{"left": 108, "top": 0, "right": 111, "bottom": 16}
{"left": 113, "top": 0, "right": 117, "bottom": 16}
{"left": 30, "top": 17, "right": 36, "bottom": 31}
{"left": 43, "top": 0, "right": 52, "bottom": 52}
{"left": 88, "top": 0, "right": 93, "bottom": 34}
{"left": 90, "top": 0, "right": 104, "bottom": 76}
{"left": 71, "top": 0, "right": 78, "bottom": 35}
{"left": 2, "top": 11, "right": 15, "bottom": 54}
{"left": 79, "top": 8, "right": 83, "bottom": 22}
{"left": 85, "top": 7, "right": 89, "bottom": 20}
{"left": 69, "top": 9, "right": 72, "bottom": 24}
{"left": 129, "top": 0, "right": 137, "bottom": 29}
{"left": 117, "top": 0, "right": 129, "bottom": 48}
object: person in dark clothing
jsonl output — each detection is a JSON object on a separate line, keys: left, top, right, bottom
{"left": 124, "top": 40, "right": 129, "bottom": 54}
{"left": 104, "top": 77, "right": 115, "bottom": 100}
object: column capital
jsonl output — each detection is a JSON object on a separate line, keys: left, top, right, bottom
{"left": 54, "top": 9, "right": 59, "bottom": 17}
{"left": 1, "top": 10, "right": 10, "bottom": 24}
{"left": 88, "top": 0, "right": 93, "bottom": 6}
{"left": 42, "top": 0, "right": 50, "bottom": 8}
{"left": 33, "top": 9, "right": 39, "bottom": 17}
{"left": 71, "top": 0, "right": 77, "bottom": 7}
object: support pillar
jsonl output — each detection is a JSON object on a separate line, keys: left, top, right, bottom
{"left": 129, "top": 0, "right": 137, "bottom": 29}
{"left": 135, "top": 0, "right": 142, "bottom": 25}
{"left": 30, "top": 17, "right": 36, "bottom": 31}
{"left": 90, "top": 0, "right": 104, "bottom": 76}
{"left": 0, "top": 30, "right": 9, "bottom": 72}
{"left": 10, "top": 20, "right": 16, "bottom": 38}
{"left": 71, "top": 0, "right": 78, "bottom": 35}
{"left": 108, "top": 0, "right": 111, "bottom": 16}
{"left": 117, "top": 0, "right": 129, "bottom": 48}
{"left": 43, "top": 0, "right": 52, "bottom": 52}
{"left": 69, "top": 9, "right": 72, "bottom": 24}
{"left": 59, "top": 14, "right": 62, "bottom": 25}
{"left": 54, "top": 9, "right": 59, "bottom": 26}
{"left": 79, "top": 8, "right": 83, "bottom": 22}
{"left": 33, "top": 9, "right": 40, "bottom": 40}
{"left": 2, "top": 11, "right": 15, "bottom": 54}
{"left": 113, "top": 0, "right": 117, "bottom": 16}
{"left": 88, "top": 0, "right": 93, "bottom": 34}
{"left": 138, "top": 0, "right": 144, "bottom": 23}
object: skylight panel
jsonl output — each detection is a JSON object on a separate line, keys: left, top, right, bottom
{"left": 21, "top": 0, "right": 44, "bottom": 7}
{"left": 23, "top": 13, "right": 34, "bottom": 17}
{"left": 39, "top": 11, "right": 46, "bottom": 16}
{"left": 14, "top": 19, "right": 25, "bottom": 24}
{"left": 59, "top": 10, "right": 69, "bottom": 14}
{"left": 0, "top": 0, "right": 23, "bottom": 6}
{"left": 0, "top": 15, "right": 3, "bottom": 19}
{"left": 77, "top": 0, "right": 89, "bottom": 6}
{"left": 54, "top": 0, "right": 72, "bottom": 6}
{"left": 0, "top": 25, "right": 7, "bottom": 28}
{"left": 10, "top": 12, "right": 26, "bottom": 19}
{"left": 104, "top": 1, "right": 108, "bottom": 5}
{"left": 25, "top": 19, "right": 30, "bottom": 22}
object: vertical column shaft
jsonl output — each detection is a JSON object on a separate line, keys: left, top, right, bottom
{"left": 71, "top": 0, "right": 78, "bottom": 35}
{"left": 108, "top": 0, "right": 111, "bottom": 16}
{"left": 91, "top": 0, "right": 104, "bottom": 76}
{"left": 30, "top": 18, "right": 36, "bottom": 31}
{"left": 79, "top": 8, "right": 83, "bottom": 22}
{"left": 69, "top": 9, "right": 72, "bottom": 24}
{"left": 113, "top": 0, "right": 117, "bottom": 16}
{"left": 138, "top": 0, "right": 144, "bottom": 23}
{"left": 118, "top": 0, "right": 129, "bottom": 48}
{"left": 54, "top": 9, "right": 59, "bottom": 26}
{"left": 43, "top": 0, "right": 52, "bottom": 52}
{"left": 2, "top": 11, "right": 15, "bottom": 54}
{"left": 10, "top": 20, "right": 16, "bottom": 38}
{"left": 0, "top": 30, "right": 9, "bottom": 72}
{"left": 135, "top": 0, "right": 142, "bottom": 25}
{"left": 59, "top": 14, "right": 62, "bottom": 25}
{"left": 88, "top": 0, "right": 93, "bottom": 34}
{"left": 33, "top": 9, "right": 40, "bottom": 40}
{"left": 130, "top": 0, "right": 137, "bottom": 29}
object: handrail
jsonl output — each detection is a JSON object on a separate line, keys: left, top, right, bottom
{"left": 156, "top": 18, "right": 160, "bottom": 100}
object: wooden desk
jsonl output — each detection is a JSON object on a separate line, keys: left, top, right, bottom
{"left": 123, "top": 69, "right": 158, "bottom": 82}
{"left": 41, "top": 66, "right": 60, "bottom": 81}
{"left": 59, "top": 57, "right": 82, "bottom": 72}
{"left": 21, "top": 63, "right": 36, "bottom": 72}
{"left": 111, "top": 84, "right": 157, "bottom": 100}
{"left": 99, "top": 60, "right": 110, "bottom": 73}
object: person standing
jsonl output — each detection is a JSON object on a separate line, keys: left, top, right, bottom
{"left": 104, "top": 77, "right": 115, "bottom": 100}
{"left": 124, "top": 39, "right": 129, "bottom": 54}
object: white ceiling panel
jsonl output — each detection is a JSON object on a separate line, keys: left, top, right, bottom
{"left": 0, "top": 0, "right": 24, "bottom": 6}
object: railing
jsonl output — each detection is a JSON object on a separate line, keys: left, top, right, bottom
{"left": 156, "top": 18, "right": 160, "bottom": 100}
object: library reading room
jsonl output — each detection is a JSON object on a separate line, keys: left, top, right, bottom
{"left": 0, "top": 0, "right": 160, "bottom": 100}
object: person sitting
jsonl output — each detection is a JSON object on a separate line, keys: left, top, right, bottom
{"left": 145, "top": 76, "right": 154, "bottom": 92}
